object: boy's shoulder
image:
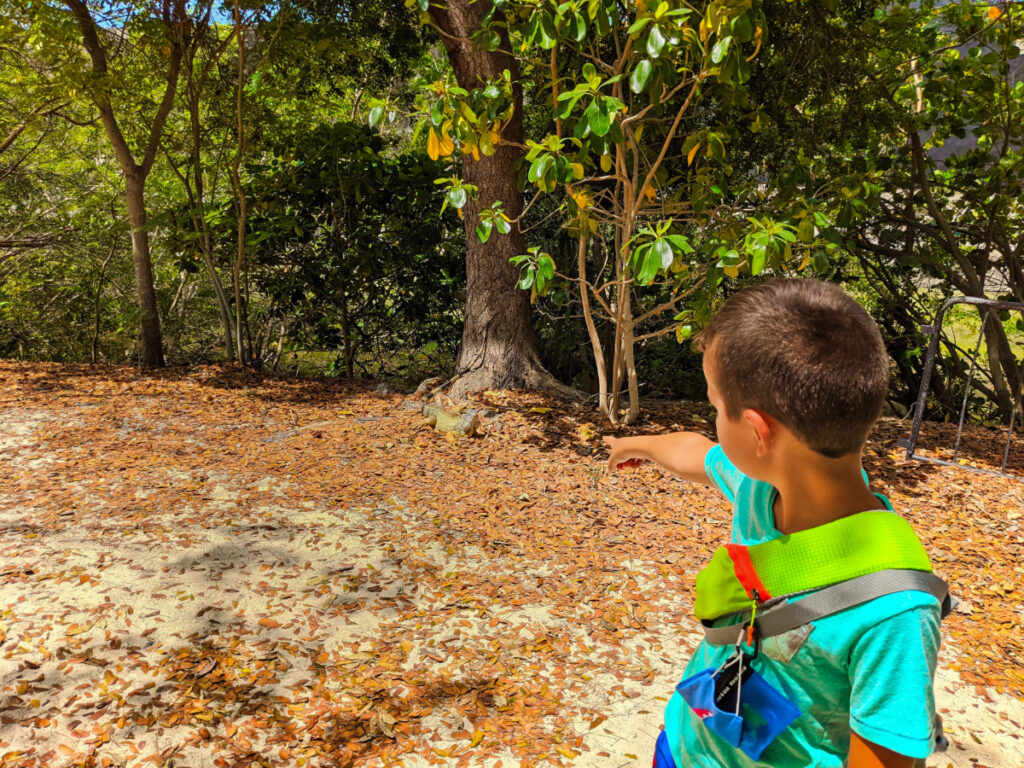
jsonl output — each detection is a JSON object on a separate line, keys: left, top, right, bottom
{"left": 703, "top": 445, "right": 781, "bottom": 544}
{"left": 799, "top": 587, "right": 942, "bottom": 646}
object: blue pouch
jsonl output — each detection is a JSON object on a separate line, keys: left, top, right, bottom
{"left": 677, "top": 663, "right": 801, "bottom": 761}
{"left": 652, "top": 729, "right": 677, "bottom": 768}
{"left": 676, "top": 669, "right": 744, "bottom": 747}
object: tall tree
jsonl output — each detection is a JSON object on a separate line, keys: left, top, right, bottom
{"left": 422, "top": 1, "right": 573, "bottom": 398}
{"left": 161, "top": 2, "right": 238, "bottom": 361}
{"left": 414, "top": 0, "right": 808, "bottom": 423}
{"left": 57, "top": 0, "right": 193, "bottom": 365}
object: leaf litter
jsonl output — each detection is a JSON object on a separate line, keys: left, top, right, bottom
{"left": 0, "top": 361, "right": 1021, "bottom": 768}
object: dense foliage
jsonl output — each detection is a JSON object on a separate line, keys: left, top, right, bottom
{"left": 0, "top": 0, "right": 1020, "bottom": 421}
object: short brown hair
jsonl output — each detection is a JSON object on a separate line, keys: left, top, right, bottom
{"left": 697, "top": 278, "right": 889, "bottom": 458}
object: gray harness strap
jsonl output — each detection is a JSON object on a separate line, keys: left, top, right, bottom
{"left": 700, "top": 569, "right": 951, "bottom": 646}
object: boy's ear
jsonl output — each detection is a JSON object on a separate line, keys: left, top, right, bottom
{"left": 741, "top": 408, "right": 777, "bottom": 456}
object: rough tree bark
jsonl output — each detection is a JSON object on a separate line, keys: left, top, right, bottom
{"left": 427, "top": 1, "right": 577, "bottom": 400}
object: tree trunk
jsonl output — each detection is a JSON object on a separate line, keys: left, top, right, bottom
{"left": 340, "top": 289, "right": 355, "bottom": 378}
{"left": 427, "top": 1, "right": 577, "bottom": 401}
{"left": 231, "top": 0, "right": 251, "bottom": 366}
{"left": 577, "top": 234, "right": 610, "bottom": 418}
{"left": 981, "top": 306, "right": 1021, "bottom": 420}
{"left": 66, "top": 0, "right": 188, "bottom": 367}
{"left": 188, "top": 85, "right": 235, "bottom": 360}
{"left": 125, "top": 172, "right": 165, "bottom": 365}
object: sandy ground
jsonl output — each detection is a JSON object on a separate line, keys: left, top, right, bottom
{"left": 1, "top": 403, "right": 1022, "bottom": 768}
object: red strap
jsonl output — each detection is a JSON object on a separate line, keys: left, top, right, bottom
{"left": 725, "top": 544, "right": 772, "bottom": 601}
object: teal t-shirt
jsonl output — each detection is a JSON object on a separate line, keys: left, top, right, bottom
{"left": 664, "top": 445, "right": 942, "bottom": 768}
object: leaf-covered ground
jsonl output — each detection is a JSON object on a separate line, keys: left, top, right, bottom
{"left": 0, "top": 361, "right": 1021, "bottom": 768}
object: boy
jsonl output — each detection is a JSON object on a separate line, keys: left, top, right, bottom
{"left": 604, "top": 279, "right": 943, "bottom": 768}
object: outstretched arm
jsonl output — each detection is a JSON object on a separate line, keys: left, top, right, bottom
{"left": 603, "top": 432, "right": 716, "bottom": 485}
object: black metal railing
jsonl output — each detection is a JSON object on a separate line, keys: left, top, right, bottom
{"left": 898, "top": 296, "right": 1024, "bottom": 481}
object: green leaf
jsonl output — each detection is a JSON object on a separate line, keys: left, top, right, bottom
{"left": 518, "top": 266, "right": 536, "bottom": 290}
{"left": 720, "top": 249, "right": 740, "bottom": 266}
{"left": 630, "top": 59, "right": 653, "bottom": 93}
{"left": 812, "top": 250, "right": 830, "bottom": 272}
{"left": 607, "top": 116, "right": 625, "bottom": 144}
{"left": 631, "top": 243, "right": 650, "bottom": 270}
{"left": 665, "top": 234, "right": 693, "bottom": 253}
{"left": 797, "top": 217, "right": 815, "bottom": 244}
{"left": 707, "top": 261, "right": 723, "bottom": 288}
{"left": 476, "top": 219, "right": 493, "bottom": 243}
{"left": 495, "top": 216, "right": 512, "bottom": 234}
{"left": 555, "top": 155, "right": 572, "bottom": 182}
{"left": 538, "top": 254, "right": 555, "bottom": 281}
{"left": 479, "top": 130, "right": 495, "bottom": 156}
{"left": 553, "top": 93, "right": 581, "bottom": 120}
{"left": 627, "top": 17, "right": 651, "bottom": 36}
{"left": 711, "top": 36, "right": 732, "bottom": 64}
{"left": 646, "top": 25, "right": 666, "bottom": 58}
{"left": 368, "top": 105, "right": 384, "bottom": 129}
{"left": 587, "top": 101, "right": 612, "bottom": 137}
{"left": 707, "top": 132, "right": 726, "bottom": 161}
{"left": 749, "top": 246, "right": 766, "bottom": 275}
{"left": 529, "top": 154, "right": 553, "bottom": 183}
{"left": 448, "top": 187, "right": 468, "bottom": 209}
{"left": 637, "top": 247, "right": 659, "bottom": 285}
{"left": 538, "top": 13, "right": 557, "bottom": 48}
{"left": 417, "top": 0, "right": 428, "bottom": 10}
{"left": 731, "top": 13, "right": 753, "bottom": 42}
{"left": 653, "top": 238, "right": 673, "bottom": 268}
{"left": 430, "top": 100, "right": 445, "bottom": 126}
{"left": 569, "top": 12, "right": 587, "bottom": 42}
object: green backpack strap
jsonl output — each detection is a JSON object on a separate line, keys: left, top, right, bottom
{"left": 695, "top": 511, "right": 934, "bottom": 622}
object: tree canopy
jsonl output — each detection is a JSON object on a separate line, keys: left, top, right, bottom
{"left": 0, "top": 0, "right": 1020, "bottom": 422}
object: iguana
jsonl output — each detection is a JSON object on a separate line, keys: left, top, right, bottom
{"left": 408, "top": 372, "right": 483, "bottom": 437}
{"left": 420, "top": 401, "right": 481, "bottom": 437}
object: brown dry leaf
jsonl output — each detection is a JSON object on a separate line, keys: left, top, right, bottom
{"left": 1, "top": 362, "right": 1020, "bottom": 768}
{"left": 193, "top": 659, "right": 217, "bottom": 678}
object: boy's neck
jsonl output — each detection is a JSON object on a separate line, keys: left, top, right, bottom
{"left": 769, "top": 453, "right": 883, "bottom": 535}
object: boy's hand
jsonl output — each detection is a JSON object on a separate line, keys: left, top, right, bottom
{"left": 603, "top": 436, "right": 648, "bottom": 472}
{"left": 602, "top": 432, "right": 715, "bottom": 485}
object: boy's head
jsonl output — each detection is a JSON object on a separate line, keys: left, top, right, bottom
{"left": 697, "top": 278, "right": 889, "bottom": 459}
